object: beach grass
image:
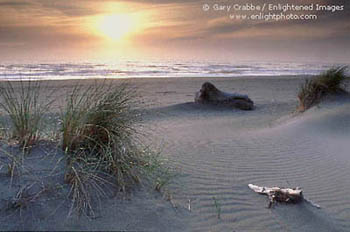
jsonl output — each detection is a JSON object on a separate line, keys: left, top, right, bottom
{"left": 0, "top": 79, "right": 172, "bottom": 218}
{"left": 0, "top": 80, "right": 54, "bottom": 150}
{"left": 60, "top": 81, "right": 171, "bottom": 215}
{"left": 60, "top": 82, "right": 144, "bottom": 189}
{"left": 298, "top": 66, "right": 348, "bottom": 111}
{"left": 141, "top": 150, "right": 175, "bottom": 192}
{"left": 65, "top": 162, "right": 114, "bottom": 217}
{"left": 213, "top": 196, "right": 221, "bottom": 219}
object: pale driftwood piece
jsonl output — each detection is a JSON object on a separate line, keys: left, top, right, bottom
{"left": 195, "top": 82, "right": 254, "bottom": 110}
{"left": 248, "top": 184, "right": 303, "bottom": 208}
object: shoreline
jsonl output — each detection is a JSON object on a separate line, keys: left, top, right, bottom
{"left": 0, "top": 74, "right": 313, "bottom": 82}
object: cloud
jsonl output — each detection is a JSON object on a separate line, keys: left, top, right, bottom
{"left": 0, "top": 0, "right": 101, "bottom": 17}
{"left": 0, "top": 0, "right": 349, "bottom": 62}
{"left": 34, "top": 0, "right": 101, "bottom": 17}
{"left": 0, "top": 1, "right": 29, "bottom": 8}
{"left": 0, "top": 1, "right": 32, "bottom": 7}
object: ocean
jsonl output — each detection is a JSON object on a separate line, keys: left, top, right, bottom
{"left": 0, "top": 61, "right": 347, "bottom": 80}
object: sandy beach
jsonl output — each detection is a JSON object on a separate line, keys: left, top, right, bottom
{"left": 1, "top": 76, "right": 350, "bottom": 231}
{"left": 1, "top": 0, "right": 349, "bottom": 230}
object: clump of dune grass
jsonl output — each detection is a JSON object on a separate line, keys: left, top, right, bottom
{"left": 61, "top": 83, "right": 137, "bottom": 154}
{"left": 61, "top": 81, "right": 171, "bottom": 216}
{"left": 0, "top": 80, "right": 54, "bottom": 150}
{"left": 61, "top": 81, "right": 165, "bottom": 194}
{"left": 298, "top": 66, "right": 348, "bottom": 112}
{"left": 0, "top": 79, "right": 172, "bottom": 219}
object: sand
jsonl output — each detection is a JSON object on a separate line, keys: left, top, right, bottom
{"left": 0, "top": 76, "right": 349, "bottom": 231}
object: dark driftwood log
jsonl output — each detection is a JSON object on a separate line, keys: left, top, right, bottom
{"left": 195, "top": 82, "right": 254, "bottom": 110}
{"left": 248, "top": 184, "right": 303, "bottom": 208}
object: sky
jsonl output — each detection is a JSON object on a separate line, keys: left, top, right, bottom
{"left": 0, "top": 0, "right": 349, "bottom": 63}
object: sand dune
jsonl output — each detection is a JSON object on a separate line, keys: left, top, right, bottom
{"left": 144, "top": 78, "right": 350, "bottom": 231}
{"left": 1, "top": 77, "right": 349, "bottom": 231}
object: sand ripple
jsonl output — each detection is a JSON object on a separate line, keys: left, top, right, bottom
{"left": 150, "top": 101, "right": 350, "bottom": 231}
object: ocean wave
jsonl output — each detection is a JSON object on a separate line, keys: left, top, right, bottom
{"left": 0, "top": 61, "right": 347, "bottom": 80}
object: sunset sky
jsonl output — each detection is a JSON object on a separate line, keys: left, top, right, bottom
{"left": 0, "top": 0, "right": 349, "bottom": 63}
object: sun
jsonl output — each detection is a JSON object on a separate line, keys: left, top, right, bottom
{"left": 97, "top": 14, "right": 138, "bottom": 41}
